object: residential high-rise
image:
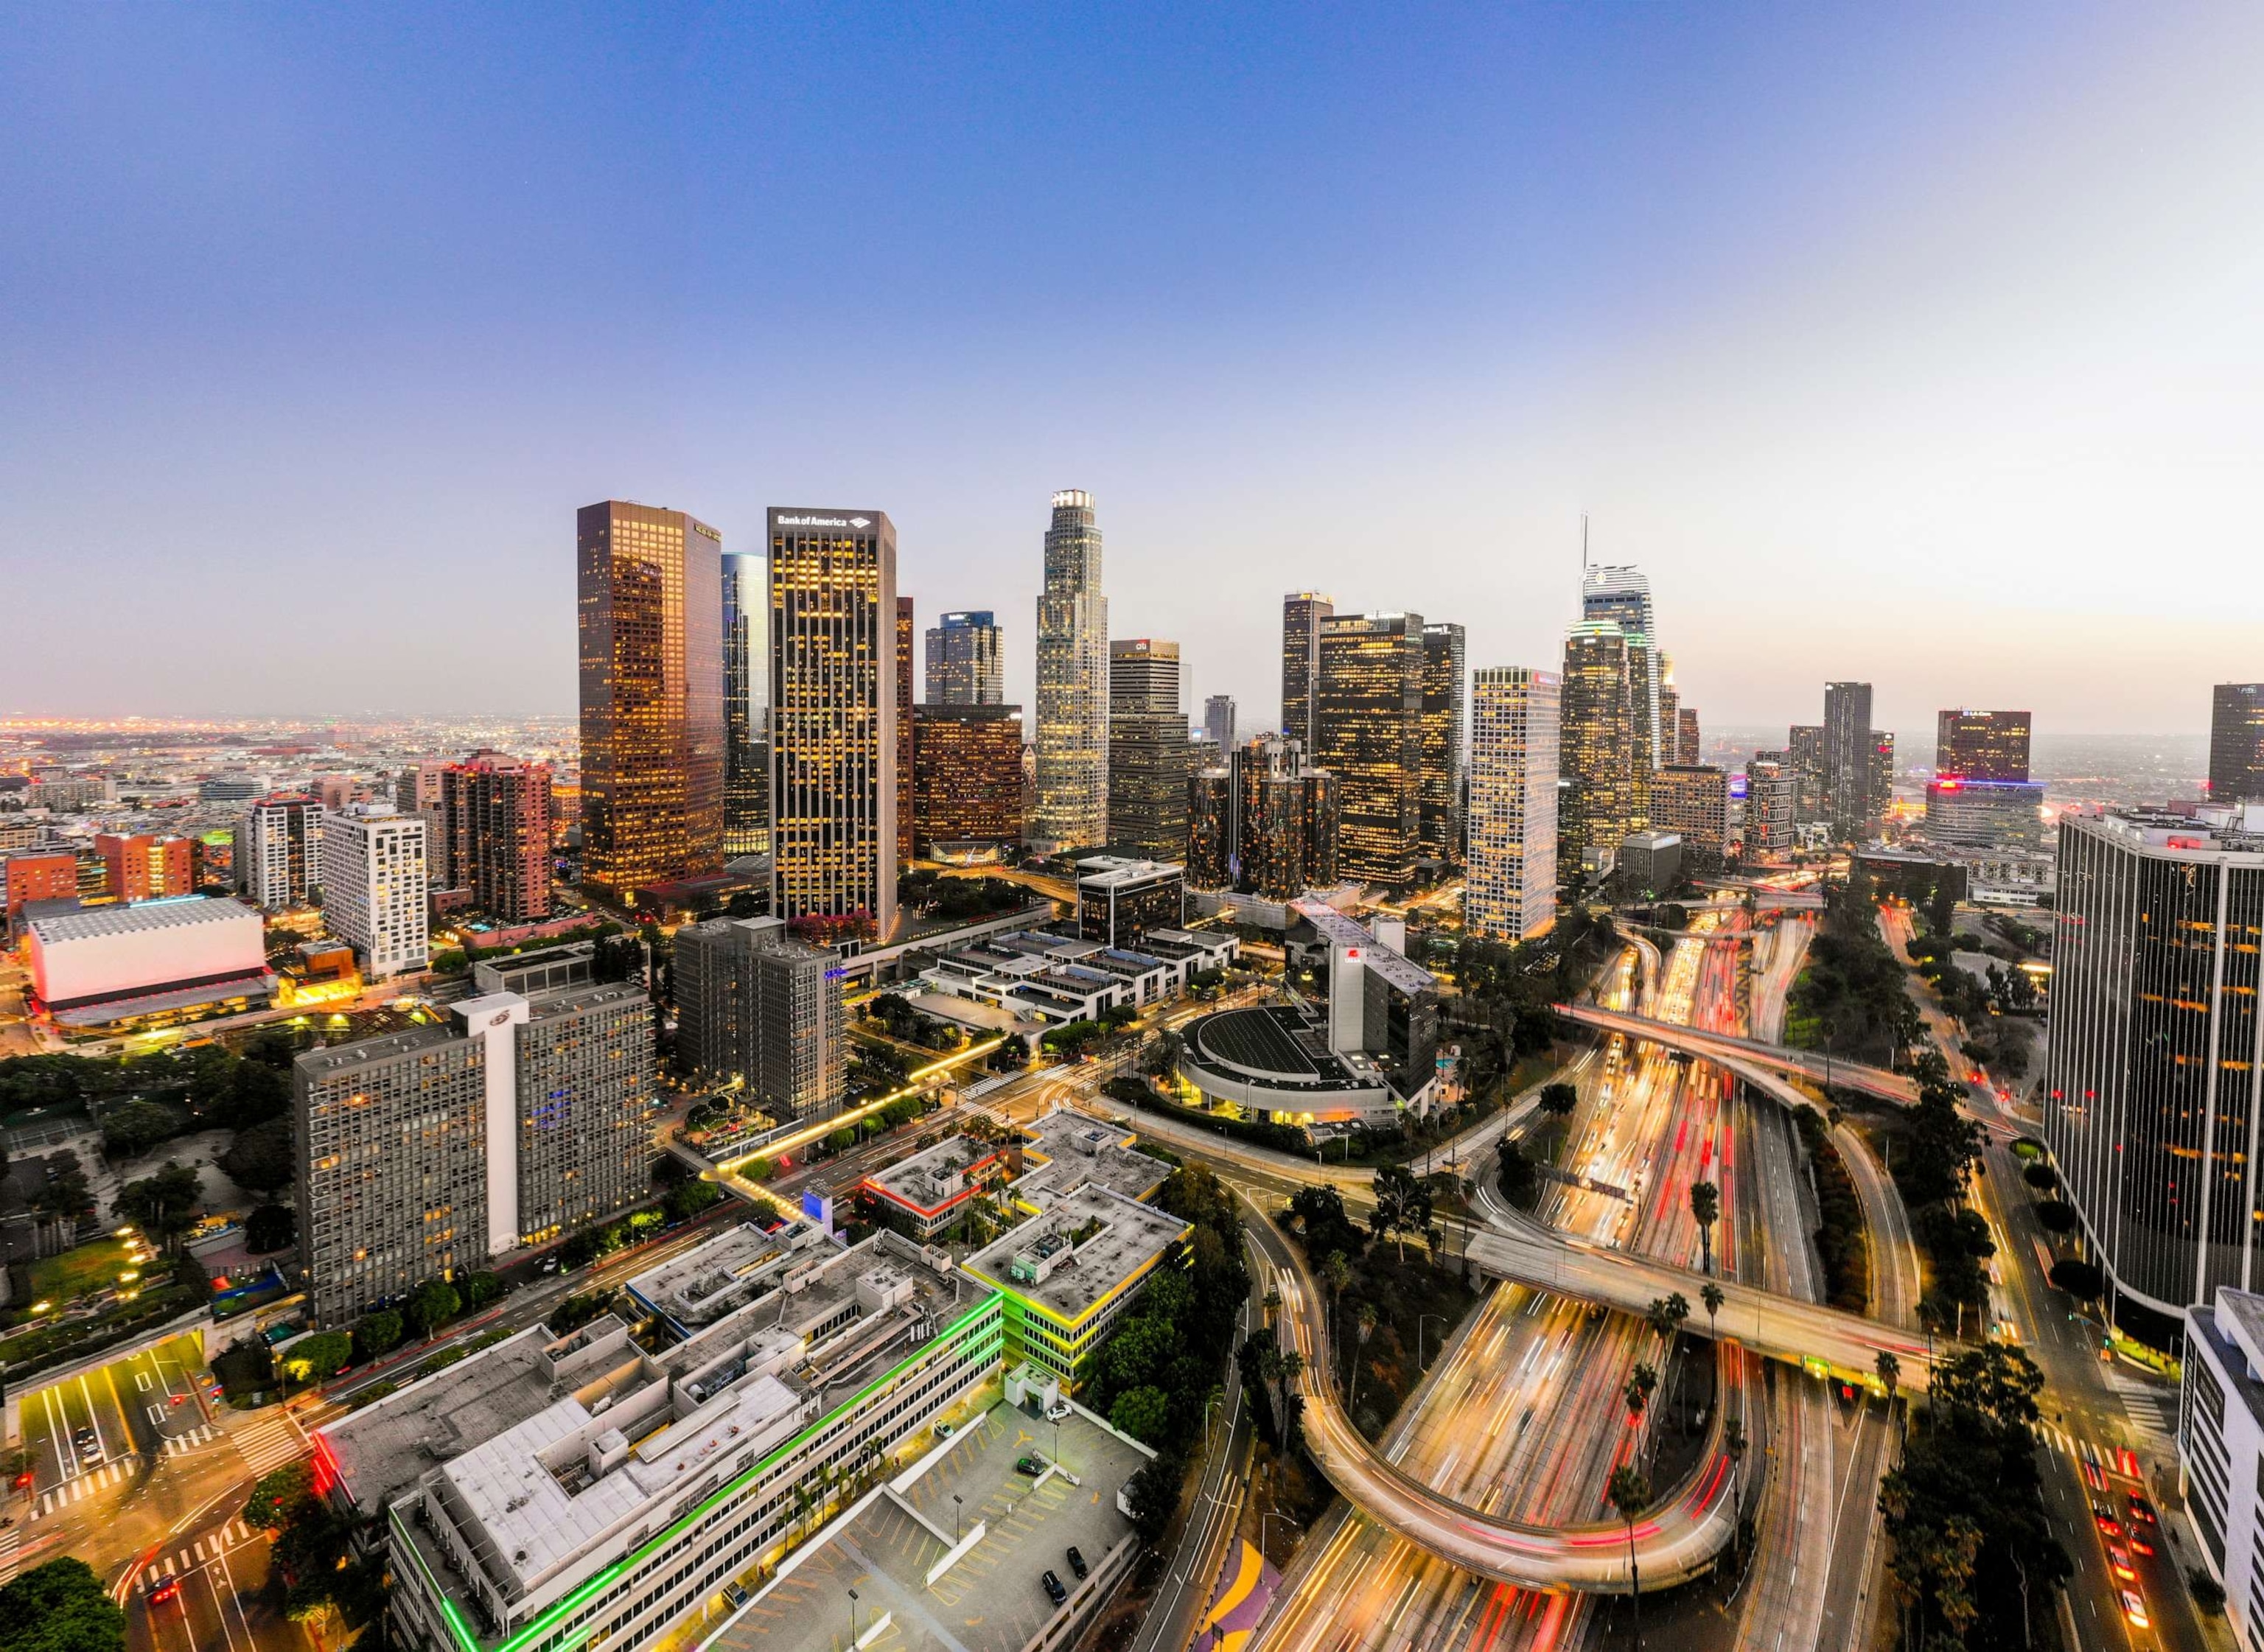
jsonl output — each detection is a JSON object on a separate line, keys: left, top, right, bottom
{"left": 2211, "top": 686, "right": 2264, "bottom": 803}
{"left": 896, "top": 596, "right": 916, "bottom": 866}
{"left": 1230, "top": 735, "right": 1338, "bottom": 899}
{"left": 1744, "top": 756, "right": 1797, "bottom": 855}
{"left": 1581, "top": 565, "right": 1660, "bottom": 772}
{"left": 238, "top": 794, "right": 324, "bottom": 909}
{"left": 318, "top": 803, "right": 430, "bottom": 980}
{"left": 912, "top": 704, "right": 1026, "bottom": 847}
{"left": 1822, "top": 681, "right": 1875, "bottom": 833}
{"left": 1676, "top": 707, "right": 1701, "bottom": 766}
{"left": 1935, "top": 709, "right": 2031, "bottom": 783}
{"left": 1557, "top": 621, "right": 1633, "bottom": 871}
{"left": 96, "top": 833, "right": 195, "bottom": 902}
{"left": 438, "top": 750, "right": 555, "bottom": 922}
{"left": 394, "top": 759, "right": 450, "bottom": 850}
{"left": 1034, "top": 491, "right": 1108, "bottom": 851}
{"left": 1419, "top": 621, "right": 1467, "bottom": 865}
{"left": 577, "top": 501, "right": 726, "bottom": 895}
{"left": 925, "top": 611, "right": 1005, "bottom": 706}
{"left": 1651, "top": 765, "right": 1730, "bottom": 872}
{"left": 1314, "top": 612, "right": 1425, "bottom": 885}
{"left": 769, "top": 508, "right": 898, "bottom": 939}
{"left": 722, "top": 549, "right": 772, "bottom": 856}
{"left": 293, "top": 968, "right": 657, "bottom": 1324}
{"left": 1655, "top": 672, "right": 1680, "bottom": 780}
{"left": 1281, "top": 592, "right": 1335, "bottom": 750}
{"left": 2045, "top": 808, "right": 2264, "bottom": 1317}
{"left": 1784, "top": 724, "right": 1828, "bottom": 824}
{"left": 1203, "top": 694, "right": 1237, "bottom": 754}
{"left": 1870, "top": 730, "right": 1896, "bottom": 822}
{"left": 673, "top": 915, "right": 845, "bottom": 1119}
{"left": 1467, "top": 668, "right": 1561, "bottom": 941}
{"left": 1108, "top": 639, "right": 1188, "bottom": 860}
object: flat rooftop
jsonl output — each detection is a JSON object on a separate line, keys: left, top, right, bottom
{"left": 1192, "top": 1006, "right": 1321, "bottom": 1079}
{"left": 623, "top": 1219, "right": 823, "bottom": 1331}
{"left": 27, "top": 894, "right": 255, "bottom": 944}
{"left": 1014, "top": 1110, "right": 1170, "bottom": 1208}
{"left": 962, "top": 1183, "right": 1188, "bottom": 1328}
{"left": 867, "top": 1135, "right": 1010, "bottom": 1216}
{"left": 296, "top": 1021, "right": 463, "bottom": 1079}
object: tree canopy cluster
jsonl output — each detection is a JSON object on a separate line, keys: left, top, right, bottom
{"left": 0, "top": 1558, "right": 125, "bottom": 1652}
{"left": 1784, "top": 880, "right": 1921, "bottom": 1063}
{"left": 242, "top": 1461, "right": 388, "bottom": 1631}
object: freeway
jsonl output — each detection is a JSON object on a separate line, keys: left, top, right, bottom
{"left": 1558, "top": 1001, "right": 1920, "bottom": 1105}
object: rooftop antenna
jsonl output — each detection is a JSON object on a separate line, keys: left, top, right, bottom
{"left": 1581, "top": 513, "right": 1590, "bottom": 574}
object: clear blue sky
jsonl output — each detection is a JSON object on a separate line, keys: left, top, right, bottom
{"left": 4, "top": 3, "right": 2260, "bottom": 738}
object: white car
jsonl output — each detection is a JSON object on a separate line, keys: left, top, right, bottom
{"left": 1044, "top": 1400, "right": 1072, "bottom": 1423}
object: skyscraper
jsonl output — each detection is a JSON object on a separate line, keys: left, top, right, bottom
{"left": 1651, "top": 765, "right": 1729, "bottom": 872}
{"left": 769, "top": 508, "right": 898, "bottom": 939}
{"left": 1186, "top": 766, "right": 1232, "bottom": 888}
{"left": 1419, "top": 622, "right": 1467, "bottom": 864}
{"left": 577, "top": 500, "right": 725, "bottom": 895}
{"left": 1787, "top": 724, "right": 1828, "bottom": 823}
{"left": 1676, "top": 708, "right": 1701, "bottom": 767}
{"left": 438, "top": 750, "right": 555, "bottom": 923}
{"left": 238, "top": 794, "right": 324, "bottom": 909}
{"left": 1745, "top": 755, "right": 1797, "bottom": 855}
{"left": 722, "top": 549, "right": 771, "bottom": 856}
{"left": 912, "top": 704, "right": 1025, "bottom": 847}
{"left": 1655, "top": 668, "right": 1679, "bottom": 783}
{"left": 925, "top": 611, "right": 1005, "bottom": 706}
{"left": 1314, "top": 612, "right": 1424, "bottom": 884}
{"left": 1581, "top": 565, "right": 1660, "bottom": 771}
{"left": 1557, "top": 621, "right": 1632, "bottom": 871}
{"left": 1281, "top": 592, "right": 1335, "bottom": 749}
{"left": 2210, "top": 685, "right": 2264, "bottom": 803}
{"left": 1935, "top": 708, "right": 2031, "bottom": 783}
{"left": 1822, "top": 681, "right": 1875, "bottom": 833}
{"left": 318, "top": 803, "right": 430, "bottom": 980}
{"left": 1468, "top": 668, "right": 1560, "bottom": 942}
{"left": 1108, "top": 639, "right": 1189, "bottom": 861}
{"left": 1203, "top": 694, "right": 1237, "bottom": 753}
{"left": 674, "top": 915, "right": 845, "bottom": 1119}
{"left": 896, "top": 596, "right": 916, "bottom": 866}
{"left": 1034, "top": 491, "right": 1108, "bottom": 851}
{"left": 1227, "top": 735, "right": 1338, "bottom": 899}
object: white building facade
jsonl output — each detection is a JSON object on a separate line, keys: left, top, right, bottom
{"left": 320, "top": 803, "right": 430, "bottom": 979}
{"left": 1467, "top": 667, "right": 1561, "bottom": 941}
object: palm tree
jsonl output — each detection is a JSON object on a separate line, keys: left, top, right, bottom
{"left": 1321, "top": 1253, "right": 1352, "bottom": 1354}
{"left": 1722, "top": 1415, "right": 1748, "bottom": 1535}
{"left": 1263, "top": 1288, "right": 1282, "bottom": 1329}
{"left": 1348, "top": 1302, "right": 1379, "bottom": 1421}
{"left": 1276, "top": 1350, "right": 1306, "bottom": 1449}
{"left": 1688, "top": 1180, "right": 1720, "bottom": 1275}
{"left": 1700, "top": 1281, "right": 1725, "bottom": 1345}
{"left": 1875, "top": 1349, "right": 1901, "bottom": 1448}
{"left": 1607, "top": 1465, "right": 1652, "bottom": 1648}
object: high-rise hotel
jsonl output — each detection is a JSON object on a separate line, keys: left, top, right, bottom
{"left": 577, "top": 501, "right": 726, "bottom": 895}
{"left": 1467, "top": 668, "right": 1560, "bottom": 940}
{"left": 1034, "top": 490, "right": 1108, "bottom": 851}
{"left": 769, "top": 508, "right": 898, "bottom": 939}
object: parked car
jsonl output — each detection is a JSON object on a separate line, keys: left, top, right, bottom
{"left": 1041, "top": 1569, "right": 1068, "bottom": 1606}
{"left": 1015, "top": 1455, "right": 1047, "bottom": 1477}
{"left": 1044, "top": 1400, "right": 1072, "bottom": 1423}
{"left": 1065, "top": 1545, "right": 1088, "bottom": 1581}
{"left": 722, "top": 1583, "right": 748, "bottom": 1609}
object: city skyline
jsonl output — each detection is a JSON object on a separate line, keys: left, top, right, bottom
{"left": 7, "top": 7, "right": 2264, "bottom": 733}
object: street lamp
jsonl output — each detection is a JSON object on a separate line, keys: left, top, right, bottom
{"left": 848, "top": 1586, "right": 859, "bottom": 1646}
{"left": 952, "top": 1493, "right": 964, "bottom": 1542}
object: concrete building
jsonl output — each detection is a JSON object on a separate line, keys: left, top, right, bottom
{"left": 1203, "top": 694, "right": 1237, "bottom": 754}
{"left": 439, "top": 751, "right": 555, "bottom": 923}
{"left": 1650, "top": 765, "right": 1728, "bottom": 872}
{"left": 578, "top": 500, "right": 727, "bottom": 897}
{"left": 1936, "top": 709, "right": 2032, "bottom": 783}
{"left": 722, "top": 548, "right": 772, "bottom": 858}
{"left": 2045, "top": 805, "right": 2264, "bottom": 1317}
{"left": 95, "top": 833, "right": 195, "bottom": 902}
{"left": 239, "top": 793, "right": 324, "bottom": 909}
{"left": 1787, "top": 724, "right": 1828, "bottom": 824}
{"left": 896, "top": 595, "right": 916, "bottom": 867}
{"left": 911, "top": 704, "right": 1026, "bottom": 849}
{"left": 1676, "top": 707, "right": 1701, "bottom": 767}
{"left": 1314, "top": 612, "right": 1425, "bottom": 885}
{"left": 1107, "top": 638, "right": 1187, "bottom": 860}
{"left": 768, "top": 508, "right": 898, "bottom": 939}
{"left": 1074, "top": 856, "right": 1184, "bottom": 948}
{"left": 1467, "top": 667, "right": 1559, "bottom": 942}
{"left": 962, "top": 1183, "right": 1189, "bottom": 1390}
{"left": 1280, "top": 592, "right": 1335, "bottom": 752}
{"left": 1924, "top": 777, "right": 2045, "bottom": 849}
{"left": 859, "top": 1134, "right": 1014, "bottom": 1240}
{"left": 1581, "top": 564, "right": 1660, "bottom": 773}
{"left": 320, "top": 803, "right": 430, "bottom": 980}
{"left": 2, "top": 850, "right": 78, "bottom": 925}
{"left": 1559, "top": 620, "right": 1634, "bottom": 872}
{"left": 2179, "top": 1286, "right": 2264, "bottom": 1642}
{"left": 672, "top": 916, "right": 845, "bottom": 1119}
{"left": 294, "top": 974, "right": 657, "bottom": 1323}
{"left": 317, "top": 1225, "right": 1003, "bottom": 1652}
{"left": 24, "top": 895, "right": 271, "bottom": 1032}
{"left": 1744, "top": 755, "right": 1797, "bottom": 856}
{"left": 1033, "top": 490, "right": 1108, "bottom": 853}
{"left": 919, "top": 927, "right": 1234, "bottom": 1026}
{"left": 925, "top": 610, "right": 1005, "bottom": 707}
{"left": 1419, "top": 621, "right": 1467, "bottom": 865}
{"left": 1618, "top": 830, "right": 1683, "bottom": 897}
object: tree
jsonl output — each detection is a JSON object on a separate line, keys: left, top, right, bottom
{"left": 352, "top": 1309, "right": 405, "bottom": 1362}
{"left": 244, "top": 1203, "right": 296, "bottom": 1253}
{"left": 1108, "top": 1385, "right": 1172, "bottom": 1446}
{"left": 1348, "top": 1302, "right": 1379, "bottom": 1421}
{"left": 1699, "top": 1281, "right": 1725, "bottom": 1344}
{"left": 1495, "top": 1140, "right": 1538, "bottom": 1208}
{"left": 1624, "top": 1363, "right": 1656, "bottom": 1429}
{"left": 2033, "top": 1200, "right": 2077, "bottom": 1233}
{"left": 1538, "top": 1082, "right": 1579, "bottom": 1119}
{"left": 461, "top": 1271, "right": 504, "bottom": 1310}
{"left": 116, "top": 1162, "right": 201, "bottom": 1250}
{"left": 666, "top": 1178, "right": 724, "bottom": 1223}
{"left": 1688, "top": 1180, "right": 1719, "bottom": 1275}
{"left": 1607, "top": 1466, "right": 1652, "bottom": 1645}
{"left": 1124, "top": 1452, "right": 1181, "bottom": 1542}
{"left": 0, "top": 1556, "right": 125, "bottom": 1652}
{"left": 101, "top": 1099, "right": 186, "bottom": 1159}
{"left": 281, "top": 1331, "right": 352, "bottom": 1390}
{"left": 2048, "top": 1258, "right": 2104, "bottom": 1299}
{"left": 220, "top": 1116, "right": 294, "bottom": 1197}
{"left": 1142, "top": 1029, "right": 1185, "bottom": 1079}
{"left": 1368, "top": 1163, "right": 1433, "bottom": 1261}
{"left": 402, "top": 1275, "right": 462, "bottom": 1337}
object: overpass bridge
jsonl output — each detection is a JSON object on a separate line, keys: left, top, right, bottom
{"left": 1556, "top": 1002, "right": 1918, "bottom": 1105}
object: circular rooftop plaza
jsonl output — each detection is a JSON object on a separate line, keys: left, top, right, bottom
{"left": 1175, "top": 1004, "right": 1394, "bottom": 1124}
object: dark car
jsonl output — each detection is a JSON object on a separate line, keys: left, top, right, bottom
{"left": 1041, "top": 1569, "right": 1068, "bottom": 1606}
{"left": 1015, "top": 1455, "right": 1047, "bottom": 1477}
{"left": 1066, "top": 1545, "right": 1088, "bottom": 1580}
{"left": 2127, "top": 1494, "right": 2158, "bottom": 1526}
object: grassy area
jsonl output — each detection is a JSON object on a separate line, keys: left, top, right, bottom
{"left": 26, "top": 1237, "right": 136, "bottom": 1304}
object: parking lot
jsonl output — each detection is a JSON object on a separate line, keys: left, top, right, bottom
{"left": 20, "top": 1332, "right": 211, "bottom": 1508}
{"left": 709, "top": 1401, "right": 1144, "bottom": 1652}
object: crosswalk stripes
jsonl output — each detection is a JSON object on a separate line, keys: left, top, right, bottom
{"left": 228, "top": 1407, "right": 310, "bottom": 1477}
{"left": 0, "top": 1525, "right": 18, "bottom": 1587}
{"left": 158, "top": 1423, "right": 220, "bottom": 1456}
{"left": 134, "top": 1522, "right": 262, "bottom": 1592}
{"left": 30, "top": 1457, "right": 136, "bottom": 1519}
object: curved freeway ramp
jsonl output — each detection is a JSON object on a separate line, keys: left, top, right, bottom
{"left": 1245, "top": 1200, "right": 1740, "bottom": 1592}
{"left": 1557, "top": 1003, "right": 1918, "bottom": 1105}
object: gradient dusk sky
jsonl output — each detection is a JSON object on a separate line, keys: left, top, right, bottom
{"left": 4, "top": 4, "right": 2261, "bottom": 737}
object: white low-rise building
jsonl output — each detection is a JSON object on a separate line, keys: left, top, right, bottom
{"left": 2184, "top": 1287, "right": 2264, "bottom": 1646}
